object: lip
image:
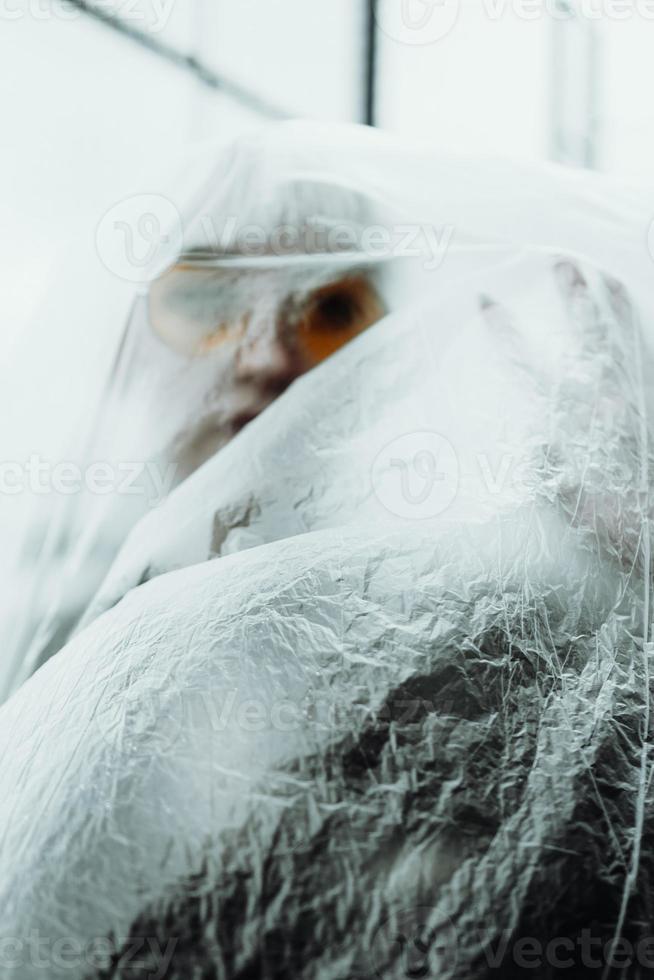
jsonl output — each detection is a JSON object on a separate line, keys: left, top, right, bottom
{"left": 230, "top": 377, "right": 299, "bottom": 432}
{"left": 228, "top": 394, "right": 279, "bottom": 434}
{"left": 230, "top": 411, "right": 259, "bottom": 434}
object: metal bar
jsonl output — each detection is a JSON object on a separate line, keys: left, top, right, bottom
{"left": 65, "top": 0, "right": 290, "bottom": 120}
{"left": 586, "top": 21, "right": 602, "bottom": 169}
{"left": 364, "top": 0, "right": 379, "bottom": 126}
{"left": 549, "top": 1, "right": 601, "bottom": 168}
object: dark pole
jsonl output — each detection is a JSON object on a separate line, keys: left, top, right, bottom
{"left": 65, "top": 0, "right": 289, "bottom": 120}
{"left": 364, "top": 0, "right": 379, "bottom": 126}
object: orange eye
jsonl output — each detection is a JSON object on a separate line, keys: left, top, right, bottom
{"left": 296, "top": 276, "right": 385, "bottom": 366}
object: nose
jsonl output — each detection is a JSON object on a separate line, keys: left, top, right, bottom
{"left": 234, "top": 330, "right": 301, "bottom": 391}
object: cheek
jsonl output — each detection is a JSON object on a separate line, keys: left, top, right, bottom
{"left": 296, "top": 277, "right": 386, "bottom": 367}
{"left": 149, "top": 265, "right": 250, "bottom": 357}
{"left": 198, "top": 314, "right": 249, "bottom": 354}
{"left": 159, "top": 347, "right": 239, "bottom": 440}
{"left": 175, "top": 427, "right": 229, "bottom": 481}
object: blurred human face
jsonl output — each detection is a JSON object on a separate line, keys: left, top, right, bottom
{"left": 148, "top": 264, "right": 385, "bottom": 478}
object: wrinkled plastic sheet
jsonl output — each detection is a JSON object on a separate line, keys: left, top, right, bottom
{"left": 5, "top": 121, "right": 654, "bottom": 704}
{"left": 2, "top": 125, "right": 654, "bottom": 980}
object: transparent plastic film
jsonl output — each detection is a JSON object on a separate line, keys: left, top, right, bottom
{"left": 1, "top": 124, "right": 654, "bottom": 980}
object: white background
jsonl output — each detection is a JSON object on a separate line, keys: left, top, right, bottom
{"left": 1, "top": 0, "right": 654, "bottom": 554}
{"left": 3, "top": 0, "right": 654, "bottom": 345}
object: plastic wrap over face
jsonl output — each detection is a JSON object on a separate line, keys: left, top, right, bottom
{"left": 0, "top": 130, "right": 391, "bottom": 700}
{"left": 5, "top": 120, "right": 654, "bottom": 704}
{"left": 1, "top": 237, "right": 654, "bottom": 979}
{"left": 80, "top": 248, "right": 649, "bottom": 625}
